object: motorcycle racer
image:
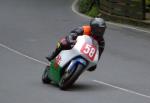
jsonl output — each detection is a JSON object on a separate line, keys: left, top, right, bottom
{"left": 46, "top": 17, "right": 106, "bottom": 71}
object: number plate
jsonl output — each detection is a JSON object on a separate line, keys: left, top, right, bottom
{"left": 80, "top": 43, "right": 97, "bottom": 61}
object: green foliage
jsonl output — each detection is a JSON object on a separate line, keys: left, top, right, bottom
{"left": 146, "top": 0, "right": 150, "bottom": 5}
{"left": 78, "top": 0, "right": 92, "bottom": 13}
{"left": 86, "top": 5, "right": 99, "bottom": 17}
{"left": 146, "top": 0, "right": 150, "bottom": 12}
{"left": 79, "top": 0, "right": 99, "bottom": 17}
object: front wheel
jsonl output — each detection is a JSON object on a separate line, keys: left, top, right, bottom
{"left": 42, "top": 66, "right": 51, "bottom": 84}
{"left": 59, "top": 64, "right": 84, "bottom": 90}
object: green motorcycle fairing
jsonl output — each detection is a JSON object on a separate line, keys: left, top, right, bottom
{"left": 47, "top": 59, "right": 63, "bottom": 83}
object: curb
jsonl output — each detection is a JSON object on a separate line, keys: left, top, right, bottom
{"left": 71, "top": 0, "right": 150, "bottom": 34}
{"left": 71, "top": 0, "right": 92, "bottom": 20}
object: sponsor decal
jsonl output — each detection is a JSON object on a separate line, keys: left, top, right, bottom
{"left": 54, "top": 55, "right": 61, "bottom": 69}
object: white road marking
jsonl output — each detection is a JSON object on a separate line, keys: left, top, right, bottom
{"left": 0, "top": 42, "right": 150, "bottom": 99}
{"left": 106, "top": 22, "right": 150, "bottom": 34}
{"left": 71, "top": 0, "right": 150, "bottom": 34}
{"left": 0, "top": 43, "right": 48, "bottom": 65}
{"left": 93, "top": 80, "right": 150, "bottom": 99}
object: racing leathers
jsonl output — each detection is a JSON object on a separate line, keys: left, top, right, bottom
{"left": 46, "top": 26, "right": 105, "bottom": 71}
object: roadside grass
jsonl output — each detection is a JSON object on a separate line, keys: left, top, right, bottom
{"left": 85, "top": 4, "right": 99, "bottom": 17}
{"left": 78, "top": 0, "right": 99, "bottom": 17}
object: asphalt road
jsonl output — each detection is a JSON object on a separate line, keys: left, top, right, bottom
{"left": 0, "top": 0, "right": 150, "bottom": 103}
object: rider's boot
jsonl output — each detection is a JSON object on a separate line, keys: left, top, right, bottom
{"left": 46, "top": 38, "right": 70, "bottom": 62}
{"left": 46, "top": 47, "right": 62, "bottom": 62}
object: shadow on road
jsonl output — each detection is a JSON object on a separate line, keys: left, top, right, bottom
{"left": 39, "top": 80, "right": 112, "bottom": 92}
{"left": 66, "top": 82, "right": 112, "bottom": 92}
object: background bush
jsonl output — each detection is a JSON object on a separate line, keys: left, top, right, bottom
{"left": 86, "top": 4, "right": 99, "bottom": 17}
{"left": 78, "top": 0, "right": 99, "bottom": 17}
{"left": 79, "top": 0, "right": 92, "bottom": 13}
{"left": 146, "top": 0, "right": 150, "bottom": 12}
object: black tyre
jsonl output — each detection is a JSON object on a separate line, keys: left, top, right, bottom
{"left": 42, "top": 66, "right": 51, "bottom": 84}
{"left": 59, "top": 64, "right": 84, "bottom": 90}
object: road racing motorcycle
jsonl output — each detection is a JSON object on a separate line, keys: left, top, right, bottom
{"left": 42, "top": 35, "right": 99, "bottom": 90}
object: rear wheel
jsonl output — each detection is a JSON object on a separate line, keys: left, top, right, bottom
{"left": 42, "top": 66, "right": 51, "bottom": 84}
{"left": 59, "top": 64, "right": 84, "bottom": 90}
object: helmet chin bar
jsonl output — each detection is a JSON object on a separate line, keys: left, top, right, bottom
{"left": 91, "top": 30, "right": 104, "bottom": 37}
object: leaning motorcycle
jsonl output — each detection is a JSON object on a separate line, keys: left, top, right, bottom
{"left": 42, "top": 35, "right": 99, "bottom": 90}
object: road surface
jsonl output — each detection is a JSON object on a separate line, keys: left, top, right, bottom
{"left": 0, "top": 0, "right": 150, "bottom": 103}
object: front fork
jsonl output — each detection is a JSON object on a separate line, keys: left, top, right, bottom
{"left": 65, "top": 58, "right": 87, "bottom": 76}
